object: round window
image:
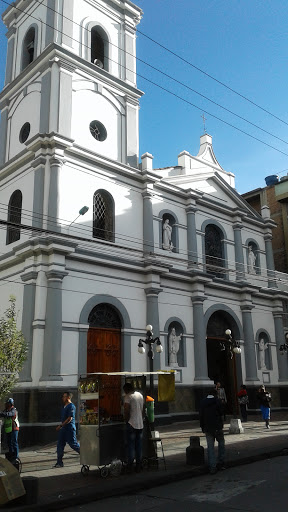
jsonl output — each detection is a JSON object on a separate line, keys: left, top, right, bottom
{"left": 19, "top": 122, "right": 30, "bottom": 143}
{"left": 89, "top": 120, "right": 107, "bottom": 142}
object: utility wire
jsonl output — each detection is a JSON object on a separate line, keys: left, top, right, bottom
{"left": 137, "top": 29, "right": 288, "bottom": 128}
{"left": 1, "top": 0, "right": 288, "bottom": 157}
{"left": 0, "top": 217, "right": 286, "bottom": 290}
{"left": 18, "top": 0, "right": 288, "bottom": 147}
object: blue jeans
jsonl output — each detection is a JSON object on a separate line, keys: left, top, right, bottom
{"left": 7, "top": 430, "right": 19, "bottom": 460}
{"left": 205, "top": 430, "right": 225, "bottom": 471}
{"left": 126, "top": 423, "right": 143, "bottom": 465}
{"left": 57, "top": 427, "right": 80, "bottom": 465}
{"left": 260, "top": 405, "right": 270, "bottom": 420}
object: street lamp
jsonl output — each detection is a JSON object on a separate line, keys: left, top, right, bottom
{"left": 138, "top": 324, "right": 163, "bottom": 396}
{"left": 224, "top": 329, "right": 242, "bottom": 359}
{"left": 279, "top": 333, "right": 288, "bottom": 355}
{"left": 68, "top": 206, "right": 89, "bottom": 228}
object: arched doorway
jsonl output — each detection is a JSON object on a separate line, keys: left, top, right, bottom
{"left": 87, "top": 303, "right": 122, "bottom": 420}
{"left": 206, "top": 311, "right": 241, "bottom": 415}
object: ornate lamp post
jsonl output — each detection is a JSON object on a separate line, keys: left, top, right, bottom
{"left": 279, "top": 333, "right": 288, "bottom": 355}
{"left": 224, "top": 329, "right": 242, "bottom": 359}
{"left": 138, "top": 324, "right": 163, "bottom": 396}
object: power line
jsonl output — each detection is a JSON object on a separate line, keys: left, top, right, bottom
{"left": 22, "top": 1, "right": 288, "bottom": 148}
{"left": 0, "top": 217, "right": 286, "bottom": 292}
{"left": 1, "top": 0, "right": 288, "bottom": 158}
{"left": 137, "top": 29, "right": 288, "bottom": 128}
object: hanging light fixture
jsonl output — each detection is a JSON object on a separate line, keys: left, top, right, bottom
{"left": 224, "top": 329, "right": 242, "bottom": 358}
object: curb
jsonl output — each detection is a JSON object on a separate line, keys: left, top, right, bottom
{"left": 6, "top": 446, "right": 288, "bottom": 512}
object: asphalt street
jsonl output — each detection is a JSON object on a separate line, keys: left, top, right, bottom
{"left": 60, "top": 455, "right": 288, "bottom": 512}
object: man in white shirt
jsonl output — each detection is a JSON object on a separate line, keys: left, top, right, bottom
{"left": 123, "top": 382, "right": 144, "bottom": 472}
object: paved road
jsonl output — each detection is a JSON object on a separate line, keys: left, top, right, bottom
{"left": 61, "top": 454, "right": 288, "bottom": 512}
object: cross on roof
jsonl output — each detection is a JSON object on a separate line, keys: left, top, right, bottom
{"left": 201, "top": 113, "right": 207, "bottom": 133}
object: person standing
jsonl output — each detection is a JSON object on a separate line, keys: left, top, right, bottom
{"left": 0, "top": 398, "right": 19, "bottom": 463}
{"left": 237, "top": 384, "right": 249, "bottom": 422}
{"left": 123, "top": 382, "right": 144, "bottom": 473}
{"left": 257, "top": 385, "right": 272, "bottom": 429}
{"left": 54, "top": 391, "right": 80, "bottom": 468}
{"left": 215, "top": 381, "right": 227, "bottom": 420}
{"left": 200, "top": 388, "right": 225, "bottom": 474}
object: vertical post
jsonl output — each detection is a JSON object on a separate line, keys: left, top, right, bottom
{"left": 264, "top": 233, "right": 277, "bottom": 288}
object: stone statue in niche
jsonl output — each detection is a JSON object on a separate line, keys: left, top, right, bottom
{"left": 258, "top": 338, "right": 269, "bottom": 369}
{"left": 162, "top": 219, "right": 174, "bottom": 251}
{"left": 168, "top": 327, "right": 182, "bottom": 367}
{"left": 247, "top": 245, "right": 256, "bottom": 274}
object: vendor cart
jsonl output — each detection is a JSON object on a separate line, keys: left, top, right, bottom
{"left": 78, "top": 372, "right": 147, "bottom": 477}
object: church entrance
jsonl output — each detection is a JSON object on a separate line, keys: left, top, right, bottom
{"left": 206, "top": 311, "right": 240, "bottom": 415}
{"left": 87, "top": 304, "right": 122, "bottom": 421}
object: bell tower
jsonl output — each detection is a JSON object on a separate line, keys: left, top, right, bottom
{"left": 0, "top": 0, "right": 143, "bottom": 169}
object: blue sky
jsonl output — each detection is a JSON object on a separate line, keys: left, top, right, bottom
{"left": 1, "top": 0, "right": 288, "bottom": 193}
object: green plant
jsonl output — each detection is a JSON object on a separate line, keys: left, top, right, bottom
{"left": 0, "top": 297, "right": 27, "bottom": 400}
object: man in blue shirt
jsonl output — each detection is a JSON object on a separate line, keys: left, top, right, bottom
{"left": 54, "top": 391, "right": 80, "bottom": 468}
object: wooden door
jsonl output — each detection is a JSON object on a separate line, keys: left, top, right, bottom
{"left": 87, "top": 327, "right": 121, "bottom": 420}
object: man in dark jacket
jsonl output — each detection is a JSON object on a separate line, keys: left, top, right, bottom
{"left": 200, "top": 388, "right": 225, "bottom": 474}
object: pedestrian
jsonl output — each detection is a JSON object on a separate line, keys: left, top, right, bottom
{"left": 237, "top": 384, "right": 249, "bottom": 422}
{"left": 200, "top": 388, "right": 226, "bottom": 474}
{"left": 123, "top": 382, "right": 144, "bottom": 473}
{"left": 215, "top": 381, "right": 227, "bottom": 420}
{"left": 256, "top": 385, "right": 272, "bottom": 429}
{"left": 0, "top": 398, "right": 19, "bottom": 463}
{"left": 54, "top": 391, "right": 80, "bottom": 468}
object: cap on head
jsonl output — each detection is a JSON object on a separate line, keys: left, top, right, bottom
{"left": 6, "top": 398, "right": 14, "bottom": 405}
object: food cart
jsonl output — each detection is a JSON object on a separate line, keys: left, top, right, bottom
{"left": 79, "top": 372, "right": 150, "bottom": 477}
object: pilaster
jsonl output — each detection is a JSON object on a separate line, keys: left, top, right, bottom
{"left": 192, "top": 294, "right": 209, "bottom": 380}
{"left": 273, "top": 311, "right": 288, "bottom": 381}
{"left": 240, "top": 304, "right": 259, "bottom": 381}
{"left": 233, "top": 221, "right": 245, "bottom": 281}
{"left": 40, "top": 269, "right": 68, "bottom": 381}
{"left": 186, "top": 205, "right": 198, "bottom": 267}
{"left": 142, "top": 188, "right": 154, "bottom": 255}
{"left": 19, "top": 271, "right": 38, "bottom": 382}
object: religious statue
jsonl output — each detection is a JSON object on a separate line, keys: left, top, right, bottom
{"left": 168, "top": 327, "right": 182, "bottom": 367}
{"left": 162, "top": 218, "right": 174, "bottom": 251}
{"left": 258, "top": 338, "right": 268, "bottom": 370}
{"left": 247, "top": 245, "right": 256, "bottom": 275}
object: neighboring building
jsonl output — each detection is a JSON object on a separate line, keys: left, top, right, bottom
{"left": 243, "top": 176, "right": 288, "bottom": 275}
{"left": 243, "top": 176, "right": 288, "bottom": 329}
{"left": 1, "top": 0, "right": 288, "bottom": 445}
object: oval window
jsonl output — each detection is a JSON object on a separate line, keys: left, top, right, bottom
{"left": 19, "top": 122, "right": 31, "bottom": 143}
{"left": 89, "top": 120, "right": 107, "bottom": 142}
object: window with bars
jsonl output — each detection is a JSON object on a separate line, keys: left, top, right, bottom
{"left": 6, "top": 190, "right": 22, "bottom": 245}
{"left": 205, "top": 224, "right": 225, "bottom": 278}
{"left": 93, "top": 190, "right": 114, "bottom": 242}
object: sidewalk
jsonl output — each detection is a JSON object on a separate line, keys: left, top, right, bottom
{"left": 2, "top": 415, "right": 288, "bottom": 511}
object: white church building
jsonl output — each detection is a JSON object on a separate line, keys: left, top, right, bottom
{"left": 0, "top": 0, "right": 288, "bottom": 444}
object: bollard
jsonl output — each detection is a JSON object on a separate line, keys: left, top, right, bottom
{"left": 20, "top": 476, "right": 39, "bottom": 505}
{"left": 186, "top": 436, "right": 205, "bottom": 466}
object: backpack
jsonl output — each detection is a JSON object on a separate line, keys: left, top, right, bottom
{"left": 238, "top": 395, "right": 249, "bottom": 405}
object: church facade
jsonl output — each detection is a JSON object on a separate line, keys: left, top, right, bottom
{"left": 0, "top": 0, "right": 288, "bottom": 444}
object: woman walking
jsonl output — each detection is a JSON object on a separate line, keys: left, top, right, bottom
{"left": 257, "top": 385, "right": 272, "bottom": 429}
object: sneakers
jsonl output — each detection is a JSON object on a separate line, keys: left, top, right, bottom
{"left": 53, "top": 463, "right": 64, "bottom": 468}
{"left": 216, "top": 463, "right": 226, "bottom": 470}
{"left": 209, "top": 468, "right": 217, "bottom": 474}
{"left": 266, "top": 424, "right": 270, "bottom": 429}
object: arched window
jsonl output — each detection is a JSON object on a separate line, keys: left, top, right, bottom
{"left": 205, "top": 224, "right": 225, "bottom": 277}
{"left": 22, "top": 26, "right": 36, "bottom": 71}
{"left": 93, "top": 190, "right": 114, "bottom": 242}
{"left": 6, "top": 190, "right": 22, "bottom": 245}
{"left": 91, "top": 26, "right": 108, "bottom": 71}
